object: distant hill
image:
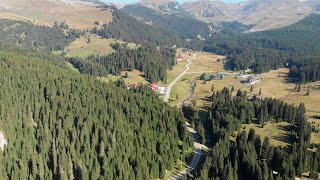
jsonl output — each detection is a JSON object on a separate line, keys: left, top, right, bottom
{"left": 132, "top": 0, "right": 320, "bottom": 32}
{"left": 122, "top": 5, "right": 211, "bottom": 39}
{"left": 91, "top": 8, "right": 184, "bottom": 46}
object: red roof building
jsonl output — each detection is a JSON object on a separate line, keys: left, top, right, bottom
{"left": 151, "top": 83, "right": 159, "bottom": 91}
{"left": 176, "top": 56, "right": 183, "bottom": 61}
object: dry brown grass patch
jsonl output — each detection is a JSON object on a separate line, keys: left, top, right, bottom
{"left": 0, "top": 0, "right": 112, "bottom": 30}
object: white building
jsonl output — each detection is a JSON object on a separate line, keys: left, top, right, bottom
{"left": 158, "top": 87, "right": 167, "bottom": 95}
{"left": 0, "top": 131, "right": 7, "bottom": 151}
{"left": 235, "top": 72, "right": 249, "bottom": 79}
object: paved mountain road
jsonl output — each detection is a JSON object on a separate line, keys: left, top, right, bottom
{"left": 164, "top": 54, "right": 204, "bottom": 180}
{"left": 164, "top": 55, "right": 196, "bottom": 103}
{"left": 168, "top": 122, "right": 202, "bottom": 180}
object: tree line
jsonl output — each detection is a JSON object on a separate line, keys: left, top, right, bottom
{"left": 0, "top": 19, "right": 82, "bottom": 51}
{"left": 67, "top": 43, "right": 176, "bottom": 83}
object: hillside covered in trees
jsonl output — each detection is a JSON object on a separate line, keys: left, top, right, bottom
{"left": 0, "top": 19, "right": 81, "bottom": 51}
{"left": 67, "top": 43, "right": 176, "bottom": 83}
{"left": 122, "top": 5, "right": 211, "bottom": 39}
{"left": 0, "top": 46, "right": 192, "bottom": 179}
{"left": 93, "top": 10, "right": 320, "bottom": 83}
{"left": 191, "top": 14, "right": 320, "bottom": 83}
{"left": 91, "top": 9, "right": 184, "bottom": 46}
{"left": 183, "top": 88, "right": 319, "bottom": 179}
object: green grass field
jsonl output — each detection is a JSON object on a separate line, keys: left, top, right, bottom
{"left": 61, "top": 35, "right": 138, "bottom": 59}
{"left": 242, "top": 122, "right": 293, "bottom": 147}
{"left": 99, "top": 70, "right": 149, "bottom": 85}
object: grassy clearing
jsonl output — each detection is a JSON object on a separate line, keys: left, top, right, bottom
{"left": 60, "top": 35, "right": 138, "bottom": 58}
{"left": 98, "top": 70, "right": 149, "bottom": 85}
{"left": 166, "top": 51, "right": 225, "bottom": 106}
{"left": 308, "top": 118, "right": 320, "bottom": 146}
{"left": 188, "top": 52, "right": 225, "bottom": 73}
{"left": 191, "top": 66, "right": 320, "bottom": 146}
{"left": 242, "top": 122, "right": 293, "bottom": 147}
{"left": 0, "top": 0, "right": 112, "bottom": 30}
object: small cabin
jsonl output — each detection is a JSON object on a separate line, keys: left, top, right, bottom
{"left": 236, "top": 72, "right": 249, "bottom": 79}
{"left": 241, "top": 76, "right": 257, "bottom": 85}
{"left": 176, "top": 56, "right": 183, "bottom": 61}
{"left": 158, "top": 87, "right": 167, "bottom": 95}
{"left": 204, "top": 75, "right": 213, "bottom": 81}
{"left": 151, "top": 83, "right": 159, "bottom": 91}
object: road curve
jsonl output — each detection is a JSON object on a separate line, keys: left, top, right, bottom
{"left": 168, "top": 122, "right": 202, "bottom": 180}
{"left": 164, "top": 54, "right": 203, "bottom": 180}
{"left": 164, "top": 55, "right": 196, "bottom": 102}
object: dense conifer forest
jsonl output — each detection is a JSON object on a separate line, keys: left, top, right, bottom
{"left": 122, "top": 5, "right": 211, "bottom": 39}
{"left": 183, "top": 88, "right": 319, "bottom": 179}
{"left": 0, "top": 47, "right": 192, "bottom": 179}
{"left": 0, "top": 4, "right": 320, "bottom": 179}
{"left": 0, "top": 19, "right": 81, "bottom": 51}
{"left": 67, "top": 44, "right": 176, "bottom": 83}
{"left": 91, "top": 9, "right": 184, "bottom": 46}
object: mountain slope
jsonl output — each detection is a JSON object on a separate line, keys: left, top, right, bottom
{"left": 122, "top": 5, "right": 211, "bottom": 39}
{"left": 0, "top": 19, "right": 80, "bottom": 51}
{"left": 133, "top": 0, "right": 320, "bottom": 32}
{"left": 0, "top": 46, "right": 191, "bottom": 179}
{"left": 0, "top": 0, "right": 112, "bottom": 29}
{"left": 195, "top": 13, "right": 320, "bottom": 82}
{"left": 91, "top": 9, "right": 184, "bottom": 46}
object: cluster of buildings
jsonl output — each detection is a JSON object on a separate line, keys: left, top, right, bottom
{"left": 235, "top": 72, "right": 258, "bottom": 85}
{"left": 151, "top": 83, "right": 167, "bottom": 95}
{"left": 126, "top": 83, "right": 167, "bottom": 96}
{"left": 201, "top": 73, "right": 228, "bottom": 81}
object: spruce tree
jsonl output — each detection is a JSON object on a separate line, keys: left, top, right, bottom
{"left": 211, "top": 84, "right": 215, "bottom": 92}
{"left": 261, "top": 137, "right": 271, "bottom": 159}
{"left": 259, "top": 88, "right": 262, "bottom": 95}
{"left": 306, "top": 87, "right": 310, "bottom": 96}
{"left": 259, "top": 108, "right": 264, "bottom": 128}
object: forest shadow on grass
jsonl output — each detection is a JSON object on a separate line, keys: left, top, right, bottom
{"left": 197, "top": 105, "right": 215, "bottom": 148}
{"left": 271, "top": 133, "right": 294, "bottom": 146}
{"left": 247, "top": 120, "right": 294, "bottom": 147}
